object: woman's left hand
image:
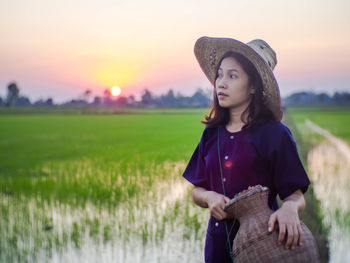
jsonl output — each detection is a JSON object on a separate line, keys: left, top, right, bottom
{"left": 267, "top": 201, "right": 303, "bottom": 250}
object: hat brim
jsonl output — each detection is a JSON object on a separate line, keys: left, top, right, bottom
{"left": 194, "top": 36, "right": 282, "bottom": 121}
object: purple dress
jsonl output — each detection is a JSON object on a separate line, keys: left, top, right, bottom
{"left": 182, "top": 120, "right": 311, "bottom": 263}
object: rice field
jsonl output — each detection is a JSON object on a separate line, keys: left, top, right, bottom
{"left": 0, "top": 110, "right": 210, "bottom": 262}
{"left": 1, "top": 107, "right": 346, "bottom": 262}
{"left": 288, "top": 107, "right": 350, "bottom": 262}
{"left": 287, "top": 107, "right": 350, "bottom": 146}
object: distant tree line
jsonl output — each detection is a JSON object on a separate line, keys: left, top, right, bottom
{"left": 282, "top": 91, "right": 350, "bottom": 107}
{"left": 137, "top": 89, "right": 211, "bottom": 108}
{"left": 0, "top": 82, "right": 54, "bottom": 107}
{"left": 2, "top": 82, "right": 350, "bottom": 108}
{"left": 0, "top": 82, "right": 211, "bottom": 108}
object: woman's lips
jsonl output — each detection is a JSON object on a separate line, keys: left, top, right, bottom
{"left": 218, "top": 92, "right": 228, "bottom": 99}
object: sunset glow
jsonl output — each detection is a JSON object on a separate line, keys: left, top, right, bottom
{"left": 111, "top": 86, "right": 121, "bottom": 96}
{"left": 0, "top": 0, "right": 349, "bottom": 103}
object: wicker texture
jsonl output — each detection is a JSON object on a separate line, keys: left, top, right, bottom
{"left": 224, "top": 186, "right": 319, "bottom": 262}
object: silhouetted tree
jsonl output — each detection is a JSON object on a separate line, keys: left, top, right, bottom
{"left": 318, "top": 93, "right": 331, "bottom": 103}
{"left": 282, "top": 91, "right": 350, "bottom": 106}
{"left": 173, "top": 91, "right": 190, "bottom": 107}
{"left": 15, "top": 96, "right": 31, "bottom": 106}
{"left": 83, "top": 89, "right": 92, "bottom": 102}
{"left": 103, "top": 88, "right": 113, "bottom": 105}
{"left": 93, "top": 96, "right": 102, "bottom": 105}
{"left": 116, "top": 96, "right": 128, "bottom": 105}
{"left": 190, "top": 88, "right": 211, "bottom": 107}
{"left": 46, "top": 98, "right": 53, "bottom": 106}
{"left": 127, "top": 95, "right": 135, "bottom": 105}
{"left": 141, "top": 89, "right": 154, "bottom": 106}
{"left": 33, "top": 99, "right": 44, "bottom": 106}
{"left": 334, "top": 92, "right": 350, "bottom": 104}
{"left": 5, "top": 82, "right": 19, "bottom": 107}
{"left": 103, "top": 88, "right": 111, "bottom": 97}
{"left": 32, "top": 98, "right": 54, "bottom": 106}
{"left": 160, "top": 89, "right": 176, "bottom": 106}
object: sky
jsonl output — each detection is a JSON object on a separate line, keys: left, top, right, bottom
{"left": 1, "top": 0, "right": 349, "bottom": 103}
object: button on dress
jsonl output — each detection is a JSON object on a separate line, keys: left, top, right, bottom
{"left": 182, "top": 120, "right": 311, "bottom": 263}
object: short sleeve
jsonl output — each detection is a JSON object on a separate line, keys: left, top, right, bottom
{"left": 182, "top": 128, "right": 208, "bottom": 189}
{"left": 269, "top": 123, "right": 311, "bottom": 200}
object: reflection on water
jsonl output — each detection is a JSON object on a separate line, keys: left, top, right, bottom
{"left": 306, "top": 119, "right": 350, "bottom": 262}
{"left": 0, "top": 162, "right": 209, "bottom": 263}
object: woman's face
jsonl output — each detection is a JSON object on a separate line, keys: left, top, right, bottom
{"left": 215, "top": 56, "right": 255, "bottom": 109}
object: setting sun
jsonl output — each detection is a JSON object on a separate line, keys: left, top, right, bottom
{"left": 111, "top": 86, "right": 121, "bottom": 96}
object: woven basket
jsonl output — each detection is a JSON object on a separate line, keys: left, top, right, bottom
{"left": 223, "top": 186, "right": 319, "bottom": 262}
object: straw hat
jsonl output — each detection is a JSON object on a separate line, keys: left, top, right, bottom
{"left": 194, "top": 36, "right": 283, "bottom": 121}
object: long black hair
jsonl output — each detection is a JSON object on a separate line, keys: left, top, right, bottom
{"left": 201, "top": 51, "right": 275, "bottom": 130}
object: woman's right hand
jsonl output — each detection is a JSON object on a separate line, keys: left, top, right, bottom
{"left": 205, "top": 191, "right": 231, "bottom": 220}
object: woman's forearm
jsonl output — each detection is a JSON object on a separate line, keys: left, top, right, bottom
{"left": 282, "top": 189, "right": 306, "bottom": 213}
{"left": 192, "top": 186, "right": 211, "bottom": 208}
{"left": 192, "top": 187, "right": 231, "bottom": 220}
{"left": 193, "top": 188, "right": 306, "bottom": 212}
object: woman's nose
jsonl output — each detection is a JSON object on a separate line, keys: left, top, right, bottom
{"left": 217, "top": 78, "right": 228, "bottom": 89}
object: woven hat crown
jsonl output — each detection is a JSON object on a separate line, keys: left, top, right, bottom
{"left": 246, "top": 39, "right": 277, "bottom": 70}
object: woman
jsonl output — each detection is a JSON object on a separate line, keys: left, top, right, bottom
{"left": 182, "top": 36, "right": 311, "bottom": 263}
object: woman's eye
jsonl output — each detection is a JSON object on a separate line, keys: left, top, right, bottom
{"left": 230, "top": 74, "right": 237, "bottom": 79}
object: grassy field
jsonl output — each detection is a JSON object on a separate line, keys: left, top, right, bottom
{"left": 0, "top": 108, "right": 211, "bottom": 262}
{"left": 288, "top": 107, "right": 350, "bottom": 262}
{"left": 0, "top": 107, "right": 332, "bottom": 262}
{"left": 0, "top": 112, "right": 207, "bottom": 203}
{"left": 287, "top": 107, "right": 350, "bottom": 146}
{"left": 283, "top": 110, "right": 330, "bottom": 261}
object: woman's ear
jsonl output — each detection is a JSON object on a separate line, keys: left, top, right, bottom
{"left": 249, "top": 85, "right": 256, "bottom": 94}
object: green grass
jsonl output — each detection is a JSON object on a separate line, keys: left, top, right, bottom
{"left": 0, "top": 108, "right": 211, "bottom": 262}
{"left": 0, "top": 107, "right": 336, "bottom": 262}
{"left": 0, "top": 113, "right": 206, "bottom": 172}
{"left": 287, "top": 107, "right": 350, "bottom": 145}
{"left": 282, "top": 111, "right": 330, "bottom": 262}
{"left": 0, "top": 106, "right": 208, "bottom": 116}
{"left": 0, "top": 111, "right": 208, "bottom": 205}
{"left": 287, "top": 107, "right": 350, "bottom": 263}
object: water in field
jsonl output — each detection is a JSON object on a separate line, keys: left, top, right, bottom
{"left": 0, "top": 113, "right": 212, "bottom": 262}
{"left": 300, "top": 119, "right": 350, "bottom": 262}
{"left": 2, "top": 110, "right": 345, "bottom": 262}
{"left": 0, "top": 161, "right": 208, "bottom": 263}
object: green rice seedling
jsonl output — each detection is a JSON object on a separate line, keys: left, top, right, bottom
{"left": 155, "top": 220, "right": 166, "bottom": 242}
{"left": 142, "top": 222, "right": 148, "bottom": 246}
{"left": 45, "top": 233, "right": 54, "bottom": 257}
{"left": 88, "top": 218, "right": 100, "bottom": 240}
{"left": 62, "top": 231, "right": 68, "bottom": 247}
{"left": 71, "top": 221, "right": 80, "bottom": 248}
{"left": 173, "top": 200, "right": 180, "bottom": 219}
{"left": 103, "top": 224, "right": 112, "bottom": 244}
{"left": 54, "top": 233, "right": 61, "bottom": 252}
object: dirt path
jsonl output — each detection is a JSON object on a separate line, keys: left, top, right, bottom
{"left": 305, "top": 119, "right": 350, "bottom": 263}
{"left": 305, "top": 119, "right": 350, "bottom": 161}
